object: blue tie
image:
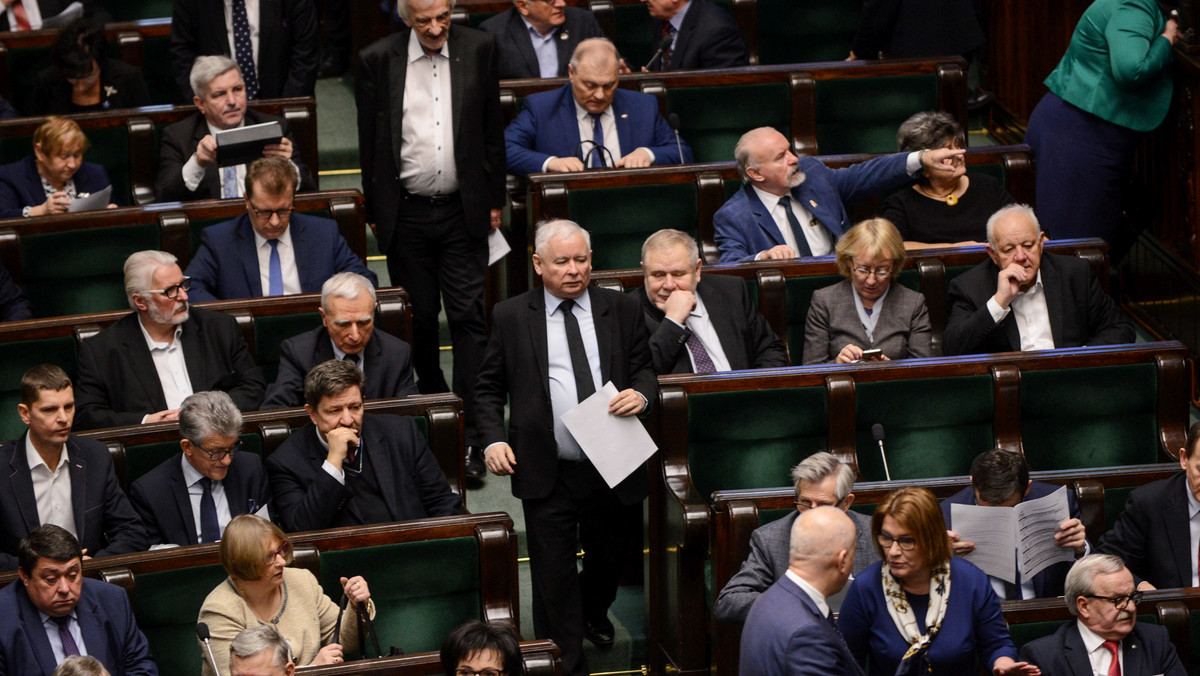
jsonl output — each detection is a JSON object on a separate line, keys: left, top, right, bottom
{"left": 199, "top": 477, "right": 220, "bottom": 543}
{"left": 590, "top": 113, "right": 605, "bottom": 168}
{"left": 267, "top": 239, "right": 283, "bottom": 296}
{"left": 231, "top": 0, "right": 260, "bottom": 99}
{"left": 220, "top": 166, "right": 239, "bottom": 199}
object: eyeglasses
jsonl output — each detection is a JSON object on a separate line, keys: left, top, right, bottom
{"left": 265, "top": 541, "right": 292, "bottom": 565}
{"left": 851, "top": 266, "right": 892, "bottom": 279}
{"left": 190, "top": 439, "right": 243, "bottom": 461}
{"left": 456, "top": 670, "right": 505, "bottom": 676}
{"left": 794, "top": 497, "right": 844, "bottom": 512}
{"left": 1086, "top": 591, "right": 1143, "bottom": 610}
{"left": 411, "top": 11, "right": 451, "bottom": 28}
{"left": 249, "top": 204, "right": 295, "bottom": 220}
{"left": 146, "top": 277, "right": 191, "bottom": 299}
{"left": 876, "top": 533, "right": 917, "bottom": 551}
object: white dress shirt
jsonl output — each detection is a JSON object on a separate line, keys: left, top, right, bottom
{"left": 1, "top": 0, "right": 43, "bottom": 30}
{"left": 667, "top": 293, "right": 732, "bottom": 371}
{"left": 137, "top": 321, "right": 194, "bottom": 410}
{"left": 252, "top": 227, "right": 302, "bottom": 295}
{"left": 985, "top": 271, "right": 1055, "bottom": 351}
{"left": 400, "top": 32, "right": 458, "bottom": 196}
{"left": 750, "top": 185, "right": 833, "bottom": 257}
{"left": 785, "top": 569, "right": 830, "bottom": 619}
{"left": 39, "top": 611, "right": 87, "bottom": 662}
{"left": 223, "top": 0, "right": 261, "bottom": 70}
{"left": 1186, "top": 481, "right": 1200, "bottom": 587}
{"left": 1077, "top": 620, "right": 1124, "bottom": 676}
{"left": 26, "top": 435, "right": 77, "bottom": 538}
{"left": 544, "top": 289, "right": 601, "bottom": 461}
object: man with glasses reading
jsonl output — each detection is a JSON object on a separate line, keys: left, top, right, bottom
{"left": 1018, "top": 554, "right": 1185, "bottom": 675}
{"left": 184, "top": 157, "right": 376, "bottom": 302}
{"left": 713, "top": 452, "right": 877, "bottom": 623}
{"left": 129, "top": 391, "right": 273, "bottom": 546}
{"left": 75, "top": 250, "right": 265, "bottom": 429}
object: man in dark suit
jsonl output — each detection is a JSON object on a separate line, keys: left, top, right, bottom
{"left": 128, "top": 391, "right": 272, "bottom": 546}
{"left": 74, "top": 250, "right": 266, "bottom": 430}
{"left": 714, "top": 126, "right": 961, "bottom": 263}
{"left": 155, "top": 56, "right": 318, "bottom": 203}
{"left": 477, "top": 219, "right": 656, "bottom": 676}
{"left": 262, "top": 272, "right": 418, "bottom": 409}
{"left": 1098, "top": 422, "right": 1200, "bottom": 591}
{"left": 714, "top": 452, "right": 876, "bottom": 624}
{"left": 639, "top": 228, "right": 786, "bottom": 374}
{"left": 1018, "top": 554, "right": 1185, "bottom": 675}
{"left": 266, "top": 359, "right": 460, "bottom": 532}
{"left": 169, "top": 0, "right": 318, "bottom": 101}
{"left": 0, "top": 525, "right": 157, "bottom": 675}
{"left": 0, "top": 366, "right": 146, "bottom": 571}
{"left": 849, "top": 0, "right": 984, "bottom": 61}
{"left": 505, "top": 38, "right": 692, "bottom": 177}
{"left": 943, "top": 449, "right": 1088, "bottom": 600}
{"left": 184, "top": 157, "right": 376, "bottom": 302}
{"left": 739, "top": 506, "right": 863, "bottom": 676}
{"left": 642, "top": 0, "right": 748, "bottom": 71}
{"left": 0, "top": 263, "right": 33, "bottom": 322}
{"left": 943, "top": 204, "right": 1135, "bottom": 355}
{"left": 480, "top": 0, "right": 605, "bottom": 79}
{"left": 356, "top": 0, "right": 506, "bottom": 476}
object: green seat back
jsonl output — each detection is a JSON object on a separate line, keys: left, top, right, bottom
{"left": 252, "top": 313, "right": 321, "bottom": 383}
{"left": 566, "top": 183, "right": 698, "bottom": 271}
{"left": 1105, "top": 486, "right": 1136, "bottom": 533}
{"left": 1189, "top": 609, "right": 1200, "bottom": 676}
{"left": 0, "top": 128, "right": 130, "bottom": 205}
{"left": 854, "top": 375, "right": 993, "bottom": 481}
{"left": 665, "top": 83, "right": 789, "bottom": 164}
{"left": 7, "top": 46, "right": 50, "bottom": 114}
{"left": 131, "top": 564, "right": 230, "bottom": 676}
{"left": 107, "top": 0, "right": 174, "bottom": 20}
{"left": 0, "top": 337, "right": 77, "bottom": 443}
{"left": 687, "top": 386, "right": 827, "bottom": 501}
{"left": 142, "top": 34, "right": 182, "bottom": 105}
{"left": 611, "top": 4, "right": 654, "bottom": 69}
{"left": 1020, "top": 364, "right": 1161, "bottom": 470}
{"left": 783, "top": 274, "right": 843, "bottom": 360}
{"left": 466, "top": 11, "right": 502, "bottom": 28}
{"left": 755, "top": 0, "right": 858, "bottom": 64}
{"left": 124, "top": 433, "right": 264, "bottom": 485}
{"left": 318, "top": 537, "right": 482, "bottom": 655}
{"left": 20, "top": 224, "right": 161, "bottom": 317}
{"left": 815, "top": 75, "right": 939, "bottom": 155}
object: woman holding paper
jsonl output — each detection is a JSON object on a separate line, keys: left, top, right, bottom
{"left": 0, "top": 117, "right": 118, "bottom": 218}
{"left": 837, "top": 487, "right": 1041, "bottom": 676}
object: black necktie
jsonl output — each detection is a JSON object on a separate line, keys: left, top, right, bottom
{"left": 198, "top": 477, "right": 220, "bottom": 543}
{"left": 778, "top": 195, "right": 814, "bottom": 258}
{"left": 559, "top": 299, "right": 595, "bottom": 402}
{"left": 343, "top": 352, "right": 360, "bottom": 366}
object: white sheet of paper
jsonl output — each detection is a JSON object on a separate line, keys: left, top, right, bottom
{"left": 560, "top": 381, "right": 658, "bottom": 488}
{"left": 68, "top": 185, "right": 112, "bottom": 212}
{"left": 1016, "top": 485, "right": 1075, "bottom": 580}
{"left": 951, "top": 502, "right": 1018, "bottom": 583}
{"left": 488, "top": 229, "right": 511, "bottom": 266}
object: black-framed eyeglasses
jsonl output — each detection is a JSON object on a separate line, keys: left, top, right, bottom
{"left": 794, "top": 497, "right": 845, "bottom": 512}
{"left": 146, "top": 277, "right": 191, "bottom": 300}
{"left": 455, "top": 669, "right": 505, "bottom": 676}
{"left": 1086, "top": 591, "right": 1143, "bottom": 610}
{"left": 249, "top": 204, "right": 295, "bottom": 220}
{"left": 876, "top": 533, "right": 917, "bottom": 551}
{"left": 190, "top": 439, "right": 243, "bottom": 461}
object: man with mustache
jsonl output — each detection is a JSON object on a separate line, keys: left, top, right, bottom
{"left": 1018, "top": 554, "right": 1185, "bottom": 675}
{"left": 74, "top": 250, "right": 266, "bottom": 430}
{"left": 265, "top": 359, "right": 460, "bottom": 532}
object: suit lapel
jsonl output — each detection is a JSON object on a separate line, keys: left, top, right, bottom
{"left": 449, "top": 30, "right": 465, "bottom": 146}
{"left": 363, "top": 420, "right": 400, "bottom": 519}
{"left": 389, "top": 33, "right": 410, "bottom": 179}
{"left": 75, "top": 589, "right": 111, "bottom": 669}
{"left": 1062, "top": 624, "right": 1097, "bottom": 676}
{"left": 15, "top": 585, "right": 59, "bottom": 676}
{"left": 745, "top": 185, "right": 784, "bottom": 247}
{"left": 289, "top": 218, "right": 316, "bottom": 292}
{"left": 8, "top": 439, "right": 41, "bottom": 534}
{"left": 1165, "top": 475, "right": 1192, "bottom": 586}
{"left": 697, "top": 280, "right": 743, "bottom": 369}
{"left": 612, "top": 94, "right": 633, "bottom": 159}
{"left": 671, "top": 5, "right": 698, "bottom": 68}
{"left": 590, "top": 288, "right": 614, "bottom": 383}
{"left": 181, "top": 315, "right": 209, "bottom": 392}
{"left": 508, "top": 12, "right": 542, "bottom": 77}
{"left": 794, "top": 183, "right": 841, "bottom": 238}
{"left": 556, "top": 87, "right": 584, "bottom": 163}
{"left": 168, "top": 459, "right": 199, "bottom": 545}
{"left": 1121, "top": 629, "right": 1147, "bottom": 675}
{"left": 236, "top": 215, "right": 264, "bottom": 297}
{"left": 66, "top": 440, "right": 88, "bottom": 548}
{"left": 1040, "top": 254, "right": 1067, "bottom": 348}
{"left": 120, "top": 317, "right": 170, "bottom": 411}
{"left": 527, "top": 291, "right": 551, "bottom": 399}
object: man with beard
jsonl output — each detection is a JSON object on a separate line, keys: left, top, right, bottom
{"left": 265, "top": 359, "right": 460, "bottom": 532}
{"left": 713, "top": 126, "right": 963, "bottom": 263}
{"left": 74, "top": 250, "right": 266, "bottom": 430}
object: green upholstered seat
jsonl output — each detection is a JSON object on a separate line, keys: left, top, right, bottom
{"left": 1009, "top": 614, "right": 1156, "bottom": 653}
{"left": 1020, "top": 364, "right": 1162, "bottom": 470}
{"left": 611, "top": 4, "right": 654, "bottom": 69}
{"left": 566, "top": 182, "right": 699, "bottom": 271}
{"left": 252, "top": 312, "right": 322, "bottom": 383}
{"left": 130, "top": 564, "right": 230, "bottom": 676}
{"left": 317, "top": 537, "right": 482, "bottom": 656}
{"left": 814, "top": 75, "right": 939, "bottom": 155}
{"left": 0, "top": 127, "right": 133, "bottom": 206}
{"left": 665, "top": 83, "right": 789, "bottom": 164}
{"left": 1104, "top": 485, "right": 1135, "bottom": 533}
{"left": 107, "top": 0, "right": 174, "bottom": 20}
{"left": 142, "top": 33, "right": 182, "bottom": 105}
{"left": 6, "top": 45, "right": 50, "bottom": 115}
{"left": 853, "top": 375, "right": 994, "bottom": 481}
{"left": 755, "top": 0, "right": 858, "bottom": 65}
{"left": 123, "top": 433, "right": 264, "bottom": 485}
{"left": 19, "top": 224, "right": 161, "bottom": 317}
{"left": 783, "top": 274, "right": 843, "bottom": 359}
{"left": 0, "top": 336, "right": 77, "bottom": 443}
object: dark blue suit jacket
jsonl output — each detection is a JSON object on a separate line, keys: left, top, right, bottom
{"left": 1098, "top": 471, "right": 1193, "bottom": 590}
{"left": 739, "top": 575, "right": 864, "bottom": 676}
{"left": 649, "top": 0, "right": 749, "bottom": 71}
{"left": 0, "top": 156, "right": 113, "bottom": 219}
{"left": 713, "top": 153, "right": 913, "bottom": 263}
{"left": 942, "top": 480, "right": 1083, "bottom": 598}
{"left": 480, "top": 7, "right": 605, "bottom": 79}
{"left": 504, "top": 84, "right": 692, "bottom": 177}
{"left": 183, "top": 212, "right": 377, "bottom": 302}
{"left": 1018, "top": 620, "right": 1184, "bottom": 676}
{"left": 262, "top": 326, "right": 417, "bottom": 409}
{"left": 127, "top": 452, "right": 273, "bottom": 546}
{"left": 0, "top": 577, "right": 157, "bottom": 676}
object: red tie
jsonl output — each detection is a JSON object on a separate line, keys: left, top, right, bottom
{"left": 1102, "top": 640, "right": 1121, "bottom": 676}
{"left": 10, "top": 0, "right": 31, "bottom": 30}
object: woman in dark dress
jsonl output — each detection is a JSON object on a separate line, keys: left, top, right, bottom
{"left": 29, "top": 18, "right": 152, "bottom": 115}
{"left": 879, "top": 111, "right": 1015, "bottom": 248}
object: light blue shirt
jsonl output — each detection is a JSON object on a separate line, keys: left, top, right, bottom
{"left": 521, "top": 15, "right": 559, "bottom": 78}
{"left": 39, "top": 610, "right": 87, "bottom": 663}
{"left": 181, "top": 455, "right": 232, "bottom": 542}
{"left": 544, "top": 288, "right": 601, "bottom": 460}
{"left": 667, "top": 1, "right": 691, "bottom": 48}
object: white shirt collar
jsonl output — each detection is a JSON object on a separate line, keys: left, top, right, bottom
{"left": 574, "top": 99, "right": 611, "bottom": 124}
{"left": 690, "top": 292, "right": 709, "bottom": 321}
{"left": 545, "top": 288, "right": 592, "bottom": 316}
{"left": 521, "top": 14, "right": 555, "bottom": 39}
{"left": 1186, "top": 477, "right": 1200, "bottom": 520}
{"left": 407, "top": 30, "right": 449, "bottom": 63}
{"left": 252, "top": 224, "right": 294, "bottom": 250}
{"left": 1076, "top": 619, "right": 1120, "bottom": 656}
{"left": 784, "top": 569, "right": 830, "bottom": 618}
{"left": 24, "top": 432, "right": 68, "bottom": 473}
{"left": 137, "top": 316, "right": 184, "bottom": 351}
{"left": 180, "top": 454, "right": 211, "bottom": 488}
{"left": 668, "top": 0, "right": 691, "bottom": 32}
{"left": 204, "top": 117, "right": 245, "bottom": 138}
{"left": 752, "top": 184, "right": 797, "bottom": 211}
{"left": 1015, "top": 270, "right": 1045, "bottom": 298}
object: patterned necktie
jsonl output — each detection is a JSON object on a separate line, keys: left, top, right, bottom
{"left": 220, "top": 166, "right": 239, "bottom": 199}
{"left": 52, "top": 616, "right": 80, "bottom": 657}
{"left": 1102, "top": 640, "right": 1121, "bottom": 676}
{"left": 267, "top": 239, "right": 283, "bottom": 296}
{"left": 685, "top": 332, "right": 716, "bottom": 373}
{"left": 590, "top": 113, "right": 605, "bottom": 168}
{"left": 778, "top": 195, "right": 814, "bottom": 258}
{"left": 198, "top": 477, "right": 220, "bottom": 543}
{"left": 560, "top": 299, "right": 596, "bottom": 402}
{"left": 230, "top": 0, "right": 260, "bottom": 98}
{"left": 10, "top": 0, "right": 30, "bottom": 30}
{"left": 660, "top": 23, "right": 673, "bottom": 70}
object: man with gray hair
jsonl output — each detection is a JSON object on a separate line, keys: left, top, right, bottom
{"left": 229, "top": 625, "right": 295, "bottom": 676}
{"left": 129, "top": 391, "right": 273, "bottom": 546}
{"left": 1018, "top": 554, "right": 1184, "bottom": 675}
{"left": 74, "top": 250, "right": 265, "bottom": 430}
{"left": 714, "top": 451, "right": 876, "bottom": 623}
{"left": 943, "top": 203, "right": 1134, "bottom": 355}
{"left": 639, "top": 228, "right": 786, "bottom": 374}
{"left": 156, "top": 56, "right": 317, "bottom": 203}
{"left": 262, "top": 272, "right": 417, "bottom": 410}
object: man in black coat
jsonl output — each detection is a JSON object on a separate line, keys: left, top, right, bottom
{"left": 479, "top": 0, "right": 605, "bottom": 79}
{"left": 643, "top": 0, "right": 748, "bottom": 71}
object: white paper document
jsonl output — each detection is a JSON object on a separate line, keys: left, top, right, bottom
{"left": 950, "top": 485, "right": 1075, "bottom": 584}
{"left": 488, "top": 229, "right": 511, "bottom": 266}
{"left": 68, "top": 185, "right": 112, "bottom": 213}
{"left": 560, "top": 381, "right": 658, "bottom": 488}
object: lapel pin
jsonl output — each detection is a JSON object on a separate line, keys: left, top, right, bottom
{"left": 560, "top": 30, "right": 569, "bottom": 40}
{"left": 809, "top": 199, "right": 818, "bottom": 208}
{"left": 621, "top": 113, "right": 628, "bottom": 119}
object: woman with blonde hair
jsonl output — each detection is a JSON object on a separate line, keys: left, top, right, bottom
{"left": 0, "top": 116, "right": 117, "bottom": 218}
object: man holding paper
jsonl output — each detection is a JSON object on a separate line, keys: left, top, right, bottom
{"left": 943, "top": 449, "right": 1088, "bottom": 599}
{"left": 476, "top": 218, "right": 656, "bottom": 676}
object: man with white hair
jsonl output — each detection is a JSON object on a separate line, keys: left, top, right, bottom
{"left": 1018, "top": 554, "right": 1184, "bottom": 675}
{"left": 262, "top": 272, "right": 417, "bottom": 409}
{"left": 228, "top": 625, "right": 295, "bottom": 676}
{"left": 74, "top": 250, "right": 265, "bottom": 430}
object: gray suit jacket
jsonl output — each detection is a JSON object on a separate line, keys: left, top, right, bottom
{"left": 713, "top": 508, "right": 877, "bottom": 623}
{"left": 802, "top": 279, "right": 932, "bottom": 364}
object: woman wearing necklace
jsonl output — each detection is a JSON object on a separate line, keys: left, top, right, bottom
{"left": 198, "top": 515, "right": 376, "bottom": 676}
{"left": 838, "top": 488, "right": 1041, "bottom": 676}
{"left": 879, "top": 112, "right": 1015, "bottom": 249}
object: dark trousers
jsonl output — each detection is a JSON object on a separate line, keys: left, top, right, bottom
{"left": 388, "top": 197, "right": 487, "bottom": 445}
{"left": 318, "top": 0, "right": 350, "bottom": 53}
{"left": 522, "top": 460, "right": 641, "bottom": 676}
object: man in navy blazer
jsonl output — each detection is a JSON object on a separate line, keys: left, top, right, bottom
{"left": 942, "top": 449, "right": 1088, "bottom": 600}
{"left": 644, "top": 0, "right": 748, "bottom": 71}
{"left": 0, "top": 525, "right": 157, "bottom": 676}
{"left": 479, "top": 1, "right": 605, "bottom": 79}
{"left": 185, "top": 157, "right": 376, "bottom": 302}
{"left": 739, "top": 506, "right": 863, "bottom": 676}
{"left": 713, "top": 126, "right": 961, "bottom": 263}
{"left": 505, "top": 38, "right": 692, "bottom": 177}
{"left": 129, "top": 391, "right": 272, "bottom": 546}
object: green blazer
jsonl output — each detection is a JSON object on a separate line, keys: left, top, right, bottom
{"left": 1044, "top": 0, "right": 1175, "bottom": 132}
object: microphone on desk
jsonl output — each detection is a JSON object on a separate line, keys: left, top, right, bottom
{"left": 197, "top": 622, "right": 221, "bottom": 676}
{"left": 872, "top": 423, "right": 890, "bottom": 481}
{"left": 668, "top": 113, "right": 684, "bottom": 164}
{"left": 645, "top": 34, "right": 674, "bottom": 71}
